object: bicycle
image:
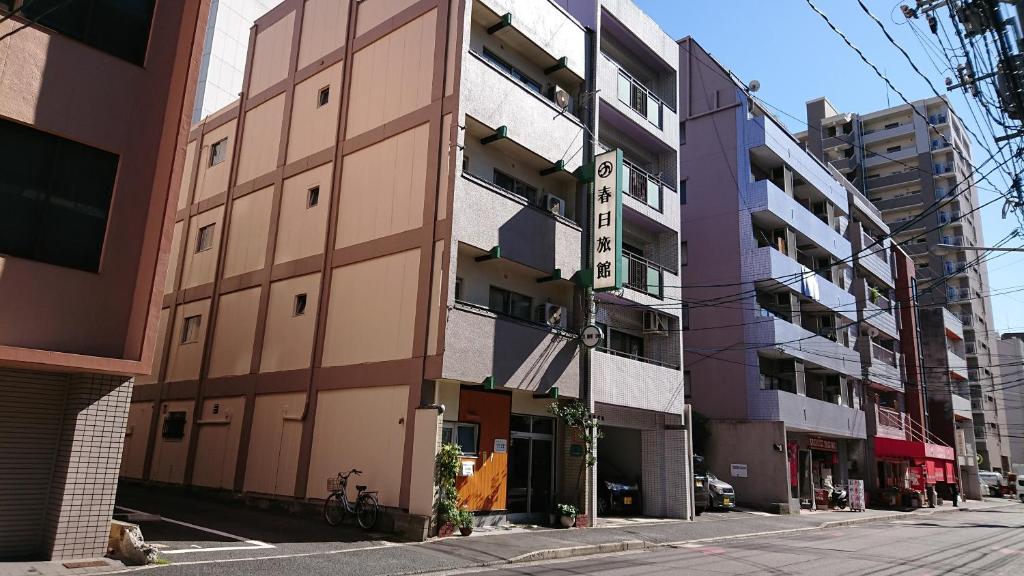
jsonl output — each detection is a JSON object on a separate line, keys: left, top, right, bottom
{"left": 324, "top": 469, "right": 380, "bottom": 530}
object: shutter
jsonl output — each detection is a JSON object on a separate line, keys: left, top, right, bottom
{"left": 0, "top": 369, "right": 68, "bottom": 559}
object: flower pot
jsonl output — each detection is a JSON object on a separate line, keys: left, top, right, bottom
{"left": 459, "top": 525, "right": 474, "bottom": 536}
{"left": 438, "top": 522, "right": 455, "bottom": 538}
{"left": 559, "top": 515, "right": 575, "bottom": 528}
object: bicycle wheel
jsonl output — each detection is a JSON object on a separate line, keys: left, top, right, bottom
{"left": 356, "top": 493, "right": 379, "bottom": 530}
{"left": 324, "top": 493, "right": 347, "bottom": 526}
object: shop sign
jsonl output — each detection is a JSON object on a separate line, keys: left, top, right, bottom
{"left": 808, "top": 437, "right": 838, "bottom": 452}
{"left": 461, "top": 461, "right": 475, "bottom": 477}
{"left": 730, "top": 464, "right": 748, "bottom": 478}
{"left": 848, "top": 479, "right": 865, "bottom": 511}
{"left": 592, "top": 149, "right": 622, "bottom": 292}
{"left": 493, "top": 439, "right": 507, "bottom": 454}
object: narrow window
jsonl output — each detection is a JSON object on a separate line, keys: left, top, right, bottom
{"left": 162, "top": 411, "right": 187, "bottom": 440}
{"left": 317, "top": 86, "right": 330, "bottom": 108}
{"left": 681, "top": 303, "right": 690, "bottom": 330}
{"left": 181, "top": 315, "right": 201, "bottom": 344}
{"left": 307, "top": 186, "right": 320, "bottom": 208}
{"left": 679, "top": 122, "right": 686, "bottom": 145}
{"left": 294, "top": 293, "right": 307, "bottom": 316}
{"left": 680, "top": 179, "right": 687, "bottom": 204}
{"left": 209, "top": 138, "right": 228, "bottom": 166}
{"left": 195, "top": 224, "right": 215, "bottom": 252}
{"left": 681, "top": 241, "right": 688, "bottom": 266}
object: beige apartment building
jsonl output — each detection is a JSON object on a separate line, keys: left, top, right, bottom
{"left": 0, "top": 0, "right": 209, "bottom": 561}
{"left": 123, "top": 0, "right": 691, "bottom": 534}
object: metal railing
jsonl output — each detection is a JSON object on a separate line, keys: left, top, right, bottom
{"left": 876, "top": 405, "right": 906, "bottom": 431}
{"left": 871, "top": 342, "right": 897, "bottom": 366}
{"left": 624, "top": 251, "right": 664, "bottom": 298}
{"left": 611, "top": 56, "right": 666, "bottom": 129}
{"left": 596, "top": 346, "right": 679, "bottom": 369}
{"left": 621, "top": 158, "right": 665, "bottom": 212}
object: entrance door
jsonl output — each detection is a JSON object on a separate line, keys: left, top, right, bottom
{"left": 507, "top": 415, "right": 554, "bottom": 520}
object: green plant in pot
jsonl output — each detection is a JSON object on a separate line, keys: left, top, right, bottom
{"left": 456, "top": 507, "right": 475, "bottom": 536}
{"left": 435, "top": 443, "right": 462, "bottom": 536}
{"left": 869, "top": 286, "right": 881, "bottom": 304}
{"left": 555, "top": 503, "right": 578, "bottom": 528}
{"left": 549, "top": 400, "right": 600, "bottom": 528}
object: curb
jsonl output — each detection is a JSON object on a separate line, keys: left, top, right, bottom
{"left": 509, "top": 539, "right": 647, "bottom": 563}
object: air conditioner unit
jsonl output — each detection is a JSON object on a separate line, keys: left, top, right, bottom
{"left": 643, "top": 311, "right": 670, "bottom": 334}
{"left": 542, "top": 193, "right": 565, "bottom": 217}
{"left": 547, "top": 85, "right": 571, "bottom": 109}
{"left": 536, "top": 303, "right": 567, "bottom": 329}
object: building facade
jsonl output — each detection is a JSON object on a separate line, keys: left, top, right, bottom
{"left": 193, "top": 0, "right": 278, "bottom": 123}
{"left": 802, "top": 95, "right": 1012, "bottom": 474}
{"left": 122, "top": 0, "right": 690, "bottom": 535}
{"left": 998, "top": 334, "right": 1024, "bottom": 470}
{"left": 0, "top": 0, "right": 209, "bottom": 560}
{"left": 679, "top": 38, "right": 868, "bottom": 512}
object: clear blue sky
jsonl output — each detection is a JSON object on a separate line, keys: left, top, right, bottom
{"left": 636, "top": 0, "right": 1024, "bottom": 334}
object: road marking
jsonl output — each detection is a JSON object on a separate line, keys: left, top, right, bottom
{"left": 113, "top": 506, "right": 274, "bottom": 554}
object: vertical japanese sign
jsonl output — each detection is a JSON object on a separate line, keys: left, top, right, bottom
{"left": 592, "top": 149, "right": 622, "bottom": 291}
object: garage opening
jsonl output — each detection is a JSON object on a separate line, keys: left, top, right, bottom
{"left": 597, "top": 426, "right": 643, "bottom": 516}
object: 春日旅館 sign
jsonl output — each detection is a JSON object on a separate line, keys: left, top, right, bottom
{"left": 592, "top": 149, "right": 622, "bottom": 292}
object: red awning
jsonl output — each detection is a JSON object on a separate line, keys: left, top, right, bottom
{"left": 874, "top": 437, "right": 955, "bottom": 461}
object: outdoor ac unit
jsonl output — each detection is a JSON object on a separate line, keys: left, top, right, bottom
{"left": 543, "top": 193, "right": 565, "bottom": 217}
{"left": 536, "top": 303, "right": 567, "bottom": 329}
{"left": 548, "top": 85, "right": 571, "bottom": 109}
{"left": 643, "top": 311, "right": 670, "bottom": 334}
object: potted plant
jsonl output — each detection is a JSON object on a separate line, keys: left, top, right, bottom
{"left": 435, "top": 443, "right": 462, "bottom": 537}
{"left": 456, "top": 507, "right": 475, "bottom": 536}
{"left": 549, "top": 400, "right": 601, "bottom": 528}
{"left": 869, "top": 286, "right": 881, "bottom": 304}
{"left": 555, "top": 503, "right": 578, "bottom": 528}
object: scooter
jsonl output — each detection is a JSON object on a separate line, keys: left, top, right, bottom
{"left": 829, "top": 486, "right": 849, "bottom": 510}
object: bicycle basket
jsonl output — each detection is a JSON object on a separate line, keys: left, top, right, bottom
{"left": 327, "top": 476, "right": 342, "bottom": 492}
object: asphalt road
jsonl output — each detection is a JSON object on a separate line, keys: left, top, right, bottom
{"left": 456, "top": 507, "right": 1024, "bottom": 576}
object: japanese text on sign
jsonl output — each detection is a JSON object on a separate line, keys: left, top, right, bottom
{"left": 593, "top": 149, "right": 622, "bottom": 291}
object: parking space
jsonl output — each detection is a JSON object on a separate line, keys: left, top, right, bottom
{"left": 115, "top": 481, "right": 395, "bottom": 563}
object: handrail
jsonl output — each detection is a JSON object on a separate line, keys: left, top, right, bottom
{"left": 596, "top": 346, "right": 679, "bottom": 370}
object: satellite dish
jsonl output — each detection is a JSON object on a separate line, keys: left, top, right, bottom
{"left": 748, "top": 80, "right": 761, "bottom": 93}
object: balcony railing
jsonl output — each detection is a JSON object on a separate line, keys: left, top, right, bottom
{"left": 959, "top": 313, "right": 974, "bottom": 327}
{"left": 872, "top": 342, "right": 897, "bottom": 367}
{"left": 624, "top": 251, "right": 664, "bottom": 298}
{"left": 596, "top": 346, "right": 679, "bottom": 369}
{"left": 621, "top": 158, "right": 665, "bottom": 212}
{"left": 861, "top": 232, "right": 889, "bottom": 263}
{"left": 934, "top": 164, "right": 953, "bottom": 175}
{"left": 940, "top": 235, "right": 965, "bottom": 246}
{"left": 612, "top": 58, "right": 665, "bottom": 129}
{"left": 947, "top": 287, "right": 970, "bottom": 301}
{"left": 966, "top": 341, "right": 978, "bottom": 354}
{"left": 929, "top": 113, "right": 949, "bottom": 124}
{"left": 877, "top": 405, "right": 906, "bottom": 431}
{"left": 868, "top": 291, "right": 891, "bottom": 312}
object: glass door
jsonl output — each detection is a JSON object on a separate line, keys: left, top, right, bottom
{"left": 507, "top": 415, "right": 555, "bottom": 519}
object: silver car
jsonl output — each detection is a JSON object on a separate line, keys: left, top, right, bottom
{"left": 707, "top": 471, "right": 736, "bottom": 509}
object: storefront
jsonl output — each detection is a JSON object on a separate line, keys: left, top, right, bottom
{"left": 787, "top": 433, "right": 864, "bottom": 510}
{"left": 872, "top": 437, "right": 956, "bottom": 507}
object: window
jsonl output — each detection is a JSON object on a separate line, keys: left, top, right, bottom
{"left": 441, "top": 421, "right": 479, "bottom": 455}
{"left": 209, "top": 138, "right": 228, "bottom": 166}
{"left": 680, "top": 179, "right": 687, "bottom": 204}
{"left": 886, "top": 145, "right": 902, "bottom": 153}
{"left": 463, "top": 154, "right": 469, "bottom": 173}
{"left": 608, "top": 329, "right": 644, "bottom": 357}
{"left": 492, "top": 169, "right": 538, "bottom": 203}
{"left": 162, "top": 411, "right": 187, "bottom": 440}
{"left": 682, "top": 303, "right": 690, "bottom": 330}
{"left": 917, "top": 262, "right": 930, "bottom": 268}
{"left": 195, "top": 224, "right": 215, "bottom": 252}
{"left": 294, "top": 293, "right": 307, "bottom": 316}
{"left": 489, "top": 286, "right": 532, "bottom": 321}
{"left": 317, "top": 86, "right": 330, "bottom": 107}
{"left": 454, "top": 277, "right": 463, "bottom": 300}
{"left": 181, "top": 315, "right": 201, "bottom": 344}
{"left": 681, "top": 241, "right": 688, "bottom": 266}
{"left": 14, "top": 0, "right": 156, "bottom": 65}
{"left": 884, "top": 122, "right": 899, "bottom": 129}
{"left": 0, "top": 116, "right": 119, "bottom": 272}
{"left": 307, "top": 186, "right": 320, "bottom": 208}
{"left": 481, "top": 48, "right": 542, "bottom": 93}
{"left": 679, "top": 122, "right": 686, "bottom": 145}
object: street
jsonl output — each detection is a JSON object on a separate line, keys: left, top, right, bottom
{"left": 447, "top": 507, "right": 1024, "bottom": 576}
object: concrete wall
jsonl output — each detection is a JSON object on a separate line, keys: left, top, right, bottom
{"left": 705, "top": 420, "right": 790, "bottom": 510}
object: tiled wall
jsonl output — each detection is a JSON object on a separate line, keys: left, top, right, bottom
{"left": 45, "top": 374, "right": 133, "bottom": 559}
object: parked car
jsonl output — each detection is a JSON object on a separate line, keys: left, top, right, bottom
{"left": 979, "top": 471, "right": 1005, "bottom": 497}
{"left": 598, "top": 479, "right": 641, "bottom": 515}
{"left": 693, "top": 456, "right": 710, "bottom": 516}
{"left": 707, "top": 470, "right": 736, "bottom": 509}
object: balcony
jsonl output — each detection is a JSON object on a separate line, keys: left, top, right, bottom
{"left": 597, "top": 54, "right": 677, "bottom": 150}
{"left": 948, "top": 348, "right": 969, "bottom": 380}
{"left": 875, "top": 405, "right": 908, "bottom": 440}
{"left": 863, "top": 146, "right": 916, "bottom": 169}
{"left": 952, "top": 393, "right": 973, "bottom": 420}
{"left": 622, "top": 157, "right": 669, "bottom": 212}
{"left": 623, "top": 251, "right": 665, "bottom": 299}
{"left": 476, "top": 0, "right": 586, "bottom": 80}
{"left": 769, "top": 389, "right": 866, "bottom": 438}
{"left": 864, "top": 170, "right": 918, "bottom": 191}
{"left": 943, "top": 307, "right": 965, "bottom": 340}
{"left": 863, "top": 298, "right": 899, "bottom": 340}
{"left": 753, "top": 315, "right": 861, "bottom": 379}
{"left": 593, "top": 349, "right": 683, "bottom": 414}
{"left": 871, "top": 341, "right": 896, "bottom": 367}
{"left": 865, "top": 346, "right": 902, "bottom": 391}
{"left": 748, "top": 179, "right": 852, "bottom": 262}
{"left": 454, "top": 173, "right": 582, "bottom": 279}
{"left": 851, "top": 224, "right": 894, "bottom": 288}
{"left": 861, "top": 121, "right": 914, "bottom": 144}
{"left": 442, "top": 302, "right": 580, "bottom": 396}
{"left": 751, "top": 247, "right": 857, "bottom": 321}
{"left": 462, "top": 51, "right": 585, "bottom": 172}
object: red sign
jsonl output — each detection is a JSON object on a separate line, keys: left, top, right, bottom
{"left": 809, "top": 437, "right": 838, "bottom": 452}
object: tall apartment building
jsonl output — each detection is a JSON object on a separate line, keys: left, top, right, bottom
{"left": 193, "top": 0, "right": 277, "bottom": 122}
{"left": 121, "top": 0, "right": 690, "bottom": 534}
{"left": 679, "top": 38, "right": 868, "bottom": 512}
{"left": 0, "top": 0, "right": 208, "bottom": 561}
{"left": 998, "top": 334, "right": 1024, "bottom": 470}
{"left": 802, "top": 95, "right": 1012, "bottom": 473}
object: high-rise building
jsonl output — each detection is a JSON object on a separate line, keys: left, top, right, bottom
{"left": 0, "top": 0, "right": 209, "bottom": 561}
{"left": 193, "top": 0, "right": 277, "bottom": 123}
{"left": 121, "top": 0, "right": 690, "bottom": 535}
{"left": 801, "top": 95, "right": 1013, "bottom": 474}
{"left": 998, "top": 333, "right": 1024, "bottom": 470}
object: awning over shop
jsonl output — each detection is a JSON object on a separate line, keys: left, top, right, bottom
{"left": 874, "top": 437, "right": 954, "bottom": 461}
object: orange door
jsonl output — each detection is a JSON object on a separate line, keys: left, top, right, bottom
{"left": 455, "top": 389, "right": 510, "bottom": 511}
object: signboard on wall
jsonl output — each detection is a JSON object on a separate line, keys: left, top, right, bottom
{"left": 809, "top": 437, "right": 838, "bottom": 452}
{"left": 730, "top": 464, "right": 748, "bottom": 478}
{"left": 493, "top": 439, "right": 507, "bottom": 454}
{"left": 848, "top": 479, "right": 865, "bottom": 511}
{"left": 461, "top": 461, "right": 475, "bottom": 477}
{"left": 592, "top": 149, "right": 623, "bottom": 292}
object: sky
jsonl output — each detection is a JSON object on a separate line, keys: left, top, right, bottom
{"left": 635, "top": 0, "right": 1024, "bottom": 334}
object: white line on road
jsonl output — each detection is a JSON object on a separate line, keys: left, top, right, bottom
{"left": 113, "top": 506, "right": 274, "bottom": 554}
